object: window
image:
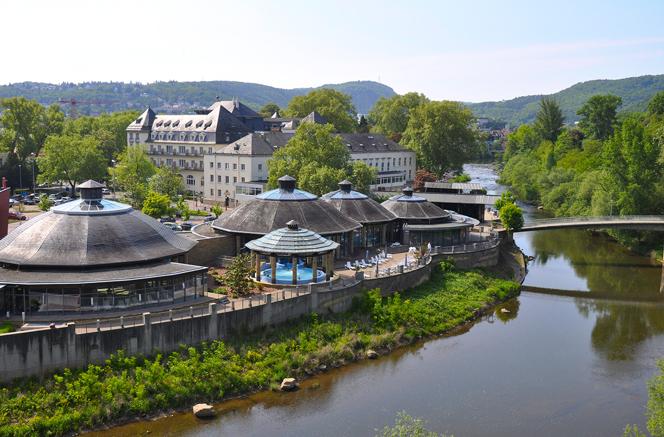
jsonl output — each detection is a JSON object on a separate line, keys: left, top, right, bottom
{"left": 233, "top": 177, "right": 237, "bottom": 183}
{"left": 258, "top": 163, "right": 262, "bottom": 170}
{"left": 209, "top": 162, "right": 213, "bottom": 168}
{"left": 393, "top": 158, "right": 396, "bottom": 166}
{"left": 210, "top": 175, "right": 213, "bottom": 182}
{"left": 233, "top": 163, "right": 237, "bottom": 170}
{"left": 207, "top": 147, "right": 212, "bottom": 154}
{"left": 409, "top": 157, "right": 412, "bottom": 166}
{"left": 218, "top": 189, "right": 222, "bottom": 197}
{"left": 178, "top": 159, "right": 186, "bottom": 168}
{"left": 186, "top": 175, "right": 195, "bottom": 185}
{"left": 217, "top": 162, "right": 221, "bottom": 169}
{"left": 241, "top": 177, "right": 245, "bottom": 182}
{"left": 241, "top": 164, "right": 245, "bottom": 171}
{"left": 199, "top": 147, "right": 204, "bottom": 154}
{"left": 166, "top": 145, "right": 172, "bottom": 153}
{"left": 225, "top": 163, "right": 229, "bottom": 170}
{"left": 398, "top": 157, "right": 401, "bottom": 166}
{"left": 210, "top": 189, "right": 213, "bottom": 196}
{"left": 179, "top": 146, "right": 185, "bottom": 154}
{"left": 225, "top": 176, "right": 229, "bottom": 183}
{"left": 217, "top": 175, "right": 222, "bottom": 182}
{"left": 199, "top": 161, "right": 203, "bottom": 168}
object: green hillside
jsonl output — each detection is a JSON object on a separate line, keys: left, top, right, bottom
{"left": 468, "top": 74, "right": 664, "bottom": 126}
{"left": 0, "top": 80, "right": 395, "bottom": 116}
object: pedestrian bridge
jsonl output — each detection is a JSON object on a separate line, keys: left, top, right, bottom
{"left": 503, "top": 215, "right": 664, "bottom": 232}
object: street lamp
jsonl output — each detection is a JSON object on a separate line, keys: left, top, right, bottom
{"left": 30, "top": 152, "right": 36, "bottom": 193}
{"left": 110, "top": 159, "right": 116, "bottom": 199}
{"left": 18, "top": 164, "right": 22, "bottom": 190}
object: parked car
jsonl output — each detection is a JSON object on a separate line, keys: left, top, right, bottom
{"left": 101, "top": 188, "right": 111, "bottom": 195}
{"left": 218, "top": 295, "right": 230, "bottom": 305}
{"left": 8, "top": 210, "right": 27, "bottom": 221}
{"left": 159, "top": 216, "right": 176, "bottom": 223}
{"left": 8, "top": 198, "right": 15, "bottom": 207}
{"left": 21, "top": 197, "right": 36, "bottom": 205}
{"left": 48, "top": 194, "right": 59, "bottom": 201}
{"left": 162, "top": 222, "right": 182, "bottom": 231}
{"left": 180, "top": 222, "right": 193, "bottom": 231}
{"left": 203, "top": 214, "right": 217, "bottom": 222}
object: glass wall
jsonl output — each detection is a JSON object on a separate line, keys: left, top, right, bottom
{"left": 1, "top": 272, "right": 208, "bottom": 316}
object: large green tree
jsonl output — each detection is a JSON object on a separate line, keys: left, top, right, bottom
{"left": 648, "top": 91, "right": 664, "bottom": 116}
{"left": 0, "top": 97, "right": 64, "bottom": 159}
{"left": 534, "top": 97, "right": 564, "bottom": 142}
{"left": 37, "top": 135, "right": 107, "bottom": 192}
{"left": 401, "top": 101, "right": 479, "bottom": 176}
{"left": 111, "top": 147, "right": 156, "bottom": 207}
{"left": 267, "top": 123, "right": 376, "bottom": 195}
{"left": 368, "top": 92, "right": 429, "bottom": 139}
{"left": 141, "top": 191, "right": 172, "bottom": 218}
{"left": 577, "top": 94, "right": 623, "bottom": 140}
{"left": 259, "top": 102, "right": 281, "bottom": 118}
{"left": 148, "top": 167, "right": 185, "bottom": 200}
{"left": 285, "top": 89, "right": 357, "bottom": 132}
{"left": 64, "top": 111, "right": 139, "bottom": 163}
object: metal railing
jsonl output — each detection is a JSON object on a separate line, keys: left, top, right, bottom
{"left": 520, "top": 215, "right": 664, "bottom": 229}
{"left": 431, "top": 238, "right": 500, "bottom": 255}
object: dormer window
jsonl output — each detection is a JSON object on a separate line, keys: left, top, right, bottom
{"left": 185, "top": 120, "right": 193, "bottom": 128}
{"left": 172, "top": 120, "right": 180, "bottom": 127}
{"left": 156, "top": 120, "right": 163, "bottom": 127}
{"left": 204, "top": 120, "right": 212, "bottom": 129}
{"left": 196, "top": 120, "right": 204, "bottom": 128}
{"left": 164, "top": 120, "right": 172, "bottom": 127}
{"left": 135, "top": 117, "right": 143, "bottom": 124}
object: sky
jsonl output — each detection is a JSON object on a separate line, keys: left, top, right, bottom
{"left": 2, "top": 0, "right": 664, "bottom": 102}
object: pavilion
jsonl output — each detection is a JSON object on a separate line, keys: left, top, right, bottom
{"left": 321, "top": 180, "right": 396, "bottom": 252}
{"left": 245, "top": 220, "right": 338, "bottom": 285}
{"left": 381, "top": 187, "right": 476, "bottom": 247}
{"left": 212, "top": 175, "right": 361, "bottom": 257}
{"left": 0, "top": 180, "right": 208, "bottom": 317}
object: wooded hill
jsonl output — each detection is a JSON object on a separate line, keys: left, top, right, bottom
{"left": 468, "top": 74, "right": 664, "bottom": 126}
{"left": 0, "top": 80, "right": 396, "bottom": 116}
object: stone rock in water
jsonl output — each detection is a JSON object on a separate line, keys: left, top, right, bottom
{"left": 367, "top": 349, "right": 379, "bottom": 359}
{"left": 280, "top": 377, "right": 298, "bottom": 391}
{"left": 192, "top": 403, "right": 216, "bottom": 418}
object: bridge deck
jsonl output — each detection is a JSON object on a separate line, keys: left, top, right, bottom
{"left": 497, "top": 215, "right": 664, "bottom": 232}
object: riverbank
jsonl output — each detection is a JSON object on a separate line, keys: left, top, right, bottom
{"left": 0, "top": 256, "right": 520, "bottom": 436}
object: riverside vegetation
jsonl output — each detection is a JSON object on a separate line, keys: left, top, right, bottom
{"left": 0, "top": 263, "right": 518, "bottom": 436}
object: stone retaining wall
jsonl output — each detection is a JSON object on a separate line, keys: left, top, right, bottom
{"left": 433, "top": 243, "right": 500, "bottom": 269}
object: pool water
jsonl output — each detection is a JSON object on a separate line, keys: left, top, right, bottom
{"left": 260, "top": 265, "right": 326, "bottom": 284}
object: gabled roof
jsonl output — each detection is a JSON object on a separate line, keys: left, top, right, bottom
{"left": 127, "top": 107, "right": 156, "bottom": 131}
{"left": 339, "top": 133, "right": 411, "bottom": 153}
{"left": 209, "top": 99, "right": 262, "bottom": 119}
{"left": 217, "top": 132, "right": 293, "bottom": 156}
{"left": 301, "top": 111, "right": 328, "bottom": 125}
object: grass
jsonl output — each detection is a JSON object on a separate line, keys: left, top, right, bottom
{"left": 0, "top": 323, "right": 14, "bottom": 334}
{"left": 0, "top": 263, "right": 519, "bottom": 436}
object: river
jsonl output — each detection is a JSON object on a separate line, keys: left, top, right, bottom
{"left": 91, "top": 163, "right": 664, "bottom": 437}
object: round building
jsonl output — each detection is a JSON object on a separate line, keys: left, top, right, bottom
{"left": 212, "top": 175, "right": 361, "bottom": 257}
{"left": 381, "top": 187, "right": 475, "bottom": 247}
{"left": 321, "top": 180, "right": 396, "bottom": 251}
{"left": 0, "top": 180, "right": 208, "bottom": 317}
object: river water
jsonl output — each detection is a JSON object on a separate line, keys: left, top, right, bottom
{"left": 92, "top": 164, "right": 664, "bottom": 437}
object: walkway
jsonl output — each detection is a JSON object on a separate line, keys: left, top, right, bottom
{"left": 502, "top": 215, "right": 664, "bottom": 232}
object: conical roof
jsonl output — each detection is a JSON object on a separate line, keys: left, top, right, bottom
{"left": 245, "top": 221, "right": 339, "bottom": 255}
{"left": 212, "top": 176, "right": 361, "bottom": 235}
{"left": 322, "top": 181, "right": 396, "bottom": 224}
{"left": 381, "top": 187, "right": 450, "bottom": 222}
{"left": 0, "top": 190, "right": 196, "bottom": 267}
{"left": 127, "top": 107, "right": 156, "bottom": 131}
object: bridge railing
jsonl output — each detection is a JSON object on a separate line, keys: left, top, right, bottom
{"left": 522, "top": 215, "right": 664, "bottom": 228}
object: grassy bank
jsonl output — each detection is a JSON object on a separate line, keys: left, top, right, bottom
{"left": 0, "top": 263, "right": 519, "bottom": 436}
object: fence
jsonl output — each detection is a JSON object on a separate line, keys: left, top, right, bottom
{"left": 431, "top": 238, "right": 500, "bottom": 255}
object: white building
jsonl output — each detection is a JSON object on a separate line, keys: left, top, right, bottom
{"left": 203, "top": 132, "right": 416, "bottom": 204}
{"left": 126, "top": 100, "right": 256, "bottom": 195}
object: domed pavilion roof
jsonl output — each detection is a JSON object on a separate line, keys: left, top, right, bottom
{"left": 0, "top": 180, "right": 196, "bottom": 268}
{"left": 212, "top": 176, "right": 361, "bottom": 236}
{"left": 321, "top": 180, "right": 396, "bottom": 224}
{"left": 245, "top": 220, "right": 339, "bottom": 255}
{"left": 381, "top": 187, "right": 451, "bottom": 223}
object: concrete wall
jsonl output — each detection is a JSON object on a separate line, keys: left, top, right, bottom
{"left": 433, "top": 244, "right": 500, "bottom": 269}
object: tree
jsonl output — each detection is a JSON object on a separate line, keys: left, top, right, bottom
{"left": 111, "top": 147, "right": 156, "bottom": 207}
{"left": 504, "top": 124, "right": 540, "bottom": 160}
{"left": 267, "top": 123, "right": 351, "bottom": 194}
{"left": 348, "top": 160, "right": 377, "bottom": 194}
{"left": 141, "top": 191, "right": 172, "bottom": 218}
{"left": 64, "top": 111, "right": 139, "bottom": 162}
{"left": 534, "top": 97, "right": 564, "bottom": 142}
{"left": 0, "top": 97, "right": 64, "bottom": 161}
{"left": 401, "top": 101, "right": 479, "bottom": 176}
{"left": 223, "top": 253, "right": 254, "bottom": 297}
{"left": 368, "top": 92, "right": 429, "bottom": 140}
{"left": 285, "top": 89, "right": 357, "bottom": 132}
{"left": 211, "top": 203, "right": 223, "bottom": 217}
{"left": 356, "top": 115, "right": 369, "bottom": 133}
{"left": 495, "top": 191, "right": 516, "bottom": 211}
{"left": 176, "top": 196, "right": 190, "bottom": 221}
{"left": 148, "top": 167, "right": 184, "bottom": 200}
{"left": 38, "top": 194, "right": 53, "bottom": 212}
{"left": 413, "top": 169, "right": 437, "bottom": 191}
{"left": 648, "top": 91, "right": 664, "bottom": 116}
{"left": 37, "top": 135, "right": 107, "bottom": 193}
{"left": 499, "top": 202, "right": 524, "bottom": 232}
{"left": 259, "top": 102, "right": 281, "bottom": 118}
{"left": 577, "top": 94, "right": 623, "bottom": 140}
